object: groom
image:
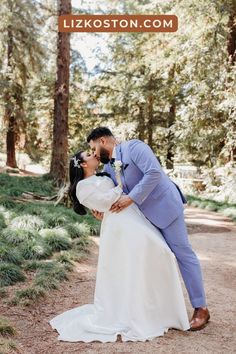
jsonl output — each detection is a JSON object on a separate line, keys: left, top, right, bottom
{"left": 87, "top": 127, "right": 210, "bottom": 331}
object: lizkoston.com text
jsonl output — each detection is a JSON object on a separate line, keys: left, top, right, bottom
{"left": 58, "top": 15, "right": 178, "bottom": 32}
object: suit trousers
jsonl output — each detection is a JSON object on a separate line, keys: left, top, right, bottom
{"left": 159, "top": 212, "right": 207, "bottom": 308}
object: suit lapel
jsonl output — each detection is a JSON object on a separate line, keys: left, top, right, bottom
{"left": 115, "top": 143, "right": 122, "bottom": 161}
{"left": 115, "top": 143, "right": 129, "bottom": 193}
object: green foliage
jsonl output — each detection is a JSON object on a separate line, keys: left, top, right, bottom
{"left": 0, "top": 197, "right": 18, "bottom": 210}
{"left": 187, "top": 195, "right": 236, "bottom": 221}
{"left": 0, "top": 213, "right": 6, "bottom": 230}
{"left": 65, "top": 222, "right": 91, "bottom": 238}
{"left": 83, "top": 216, "right": 101, "bottom": 235}
{"left": 22, "top": 260, "right": 47, "bottom": 271}
{"left": 40, "top": 228, "right": 72, "bottom": 252}
{"left": 0, "top": 0, "right": 47, "bottom": 164}
{"left": 0, "top": 337, "right": 17, "bottom": 353}
{"left": 9, "top": 214, "right": 45, "bottom": 231}
{"left": 34, "top": 261, "right": 69, "bottom": 290}
{"left": 1, "top": 227, "right": 37, "bottom": 245}
{"left": 43, "top": 213, "right": 71, "bottom": 228}
{"left": 0, "top": 243, "right": 23, "bottom": 265}
{"left": 0, "top": 174, "right": 55, "bottom": 198}
{"left": 15, "top": 286, "right": 46, "bottom": 301}
{"left": 73, "top": 236, "right": 91, "bottom": 252}
{"left": 55, "top": 251, "right": 74, "bottom": 265}
{"left": 0, "top": 287, "right": 8, "bottom": 298}
{"left": 18, "top": 240, "right": 52, "bottom": 260}
{"left": 0, "top": 317, "right": 16, "bottom": 336}
{"left": 0, "top": 263, "right": 26, "bottom": 287}
{"left": 0, "top": 174, "right": 95, "bottom": 304}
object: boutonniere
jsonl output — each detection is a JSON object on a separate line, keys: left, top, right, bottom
{"left": 112, "top": 160, "right": 123, "bottom": 188}
{"left": 113, "top": 160, "right": 123, "bottom": 172}
{"left": 112, "top": 160, "right": 129, "bottom": 172}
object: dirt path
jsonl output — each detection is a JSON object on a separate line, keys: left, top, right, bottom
{"left": 1, "top": 206, "right": 236, "bottom": 354}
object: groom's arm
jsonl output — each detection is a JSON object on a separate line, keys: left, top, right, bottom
{"left": 128, "top": 140, "right": 162, "bottom": 205}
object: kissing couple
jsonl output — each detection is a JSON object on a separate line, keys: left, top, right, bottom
{"left": 49, "top": 127, "right": 210, "bottom": 343}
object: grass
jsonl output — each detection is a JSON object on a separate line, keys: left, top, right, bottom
{"left": 0, "top": 243, "right": 23, "bottom": 265}
{"left": 65, "top": 222, "right": 91, "bottom": 238}
{"left": 0, "top": 317, "right": 16, "bottom": 336}
{"left": 0, "top": 172, "right": 100, "bottom": 306}
{"left": 0, "top": 316, "right": 17, "bottom": 354}
{"left": 0, "top": 214, "right": 6, "bottom": 230}
{"left": 41, "top": 229, "right": 72, "bottom": 252}
{"left": 0, "top": 263, "right": 26, "bottom": 287}
{"left": 187, "top": 195, "right": 236, "bottom": 221}
{"left": 9, "top": 214, "right": 45, "bottom": 230}
{"left": 0, "top": 173, "right": 55, "bottom": 198}
{"left": 0, "top": 288, "right": 8, "bottom": 298}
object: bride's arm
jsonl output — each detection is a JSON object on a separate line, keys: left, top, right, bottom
{"left": 76, "top": 182, "right": 123, "bottom": 212}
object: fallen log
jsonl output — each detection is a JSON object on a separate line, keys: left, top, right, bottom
{"left": 20, "top": 192, "right": 57, "bottom": 201}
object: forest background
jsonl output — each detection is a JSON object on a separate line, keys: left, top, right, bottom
{"left": 0, "top": 0, "right": 236, "bottom": 207}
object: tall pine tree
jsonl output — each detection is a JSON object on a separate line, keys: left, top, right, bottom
{"left": 50, "top": 0, "right": 71, "bottom": 186}
{"left": 0, "top": 0, "right": 45, "bottom": 168}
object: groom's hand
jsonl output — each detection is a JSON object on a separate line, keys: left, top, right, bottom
{"left": 110, "top": 196, "right": 133, "bottom": 213}
{"left": 92, "top": 210, "right": 104, "bottom": 221}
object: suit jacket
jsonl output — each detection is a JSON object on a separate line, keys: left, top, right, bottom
{"left": 103, "top": 139, "right": 187, "bottom": 229}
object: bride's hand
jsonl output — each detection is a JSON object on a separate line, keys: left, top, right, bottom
{"left": 92, "top": 210, "right": 104, "bottom": 221}
{"left": 110, "top": 195, "right": 133, "bottom": 213}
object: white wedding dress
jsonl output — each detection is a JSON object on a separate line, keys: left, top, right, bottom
{"left": 49, "top": 175, "right": 190, "bottom": 342}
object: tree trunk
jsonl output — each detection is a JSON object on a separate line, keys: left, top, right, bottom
{"left": 6, "top": 115, "right": 17, "bottom": 167}
{"left": 227, "top": 5, "right": 236, "bottom": 65}
{"left": 166, "top": 100, "right": 176, "bottom": 169}
{"left": 147, "top": 94, "right": 154, "bottom": 148}
{"left": 5, "top": 26, "right": 17, "bottom": 168}
{"left": 227, "top": 4, "right": 236, "bottom": 160}
{"left": 137, "top": 103, "right": 145, "bottom": 141}
{"left": 50, "top": 0, "right": 71, "bottom": 186}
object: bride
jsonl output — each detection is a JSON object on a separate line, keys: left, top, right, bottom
{"left": 49, "top": 150, "right": 190, "bottom": 343}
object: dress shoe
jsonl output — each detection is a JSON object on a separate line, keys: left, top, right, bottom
{"left": 189, "top": 307, "right": 210, "bottom": 331}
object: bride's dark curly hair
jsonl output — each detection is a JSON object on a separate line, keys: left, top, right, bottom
{"left": 68, "top": 151, "right": 87, "bottom": 215}
{"left": 68, "top": 150, "right": 111, "bottom": 215}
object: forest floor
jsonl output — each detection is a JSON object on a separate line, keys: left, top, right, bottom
{"left": 1, "top": 206, "right": 236, "bottom": 354}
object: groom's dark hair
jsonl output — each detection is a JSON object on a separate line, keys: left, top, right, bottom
{"left": 87, "top": 127, "right": 113, "bottom": 142}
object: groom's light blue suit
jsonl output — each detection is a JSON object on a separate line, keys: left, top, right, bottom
{"left": 104, "top": 139, "right": 206, "bottom": 308}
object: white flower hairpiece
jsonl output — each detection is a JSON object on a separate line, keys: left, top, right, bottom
{"left": 72, "top": 156, "right": 81, "bottom": 168}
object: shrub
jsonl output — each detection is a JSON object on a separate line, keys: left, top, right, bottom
{"left": 65, "top": 222, "right": 90, "bottom": 239}
{"left": 1, "top": 227, "right": 38, "bottom": 245}
{"left": 19, "top": 240, "right": 52, "bottom": 260}
{"left": 0, "top": 206, "right": 16, "bottom": 225}
{"left": 34, "top": 276, "right": 59, "bottom": 290}
{"left": 43, "top": 213, "right": 70, "bottom": 228}
{"left": 0, "top": 288, "right": 8, "bottom": 298}
{"left": 34, "top": 261, "right": 69, "bottom": 290}
{"left": 9, "top": 214, "right": 44, "bottom": 231}
{"left": 41, "top": 229, "right": 72, "bottom": 252}
{"left": 55, "top": 251, "right": 74, "bottom": 265}
{"left": 0, "top": 243, "right": 23, "bottom": 265}
{"left": 222, "top": 208, "right": 236, "bottom": 220}
{"left": 73, "top": 236, "right": 91, "bottom": 252}
{"left": 0, "top": 197, "right": 18, "bottom": 209}
{"left": 66, "top": 250, "right": 88, "bottom": 262}
{"left": 23, "top": 260, "right": 48, "bottom": 271}
{"left": 0, "top": 317, "right": 16, "bottom": 336}
{"left": 15, "top": 286, "right": 46, "bottom": 301}
{"left": 205, "top": 202, "right": 218, "bottom": 211}
{"left": 0, "top": 263, "right": 26, "bottom": 286}
{"left": 0, "top": 213, "right": 6, "bottom": 230}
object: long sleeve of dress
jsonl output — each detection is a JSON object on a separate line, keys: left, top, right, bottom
{"left": 76, "top": 180, "right": 123, "bottom": 212}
